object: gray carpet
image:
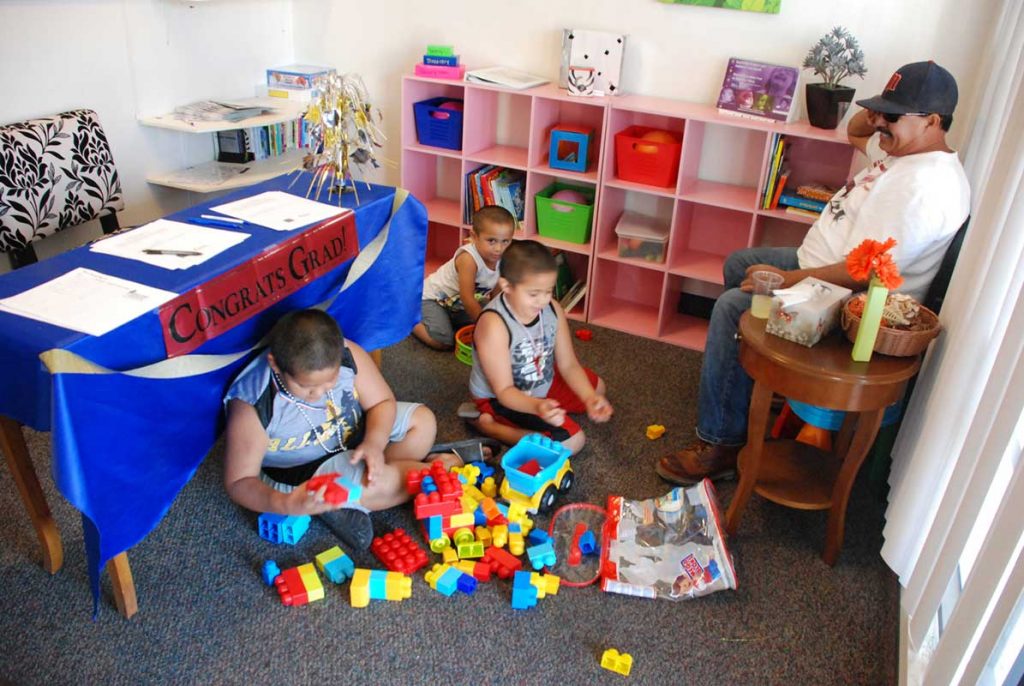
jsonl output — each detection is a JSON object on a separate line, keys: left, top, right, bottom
{"left": 0, "top": 323, "right": 897, "bottom": 685}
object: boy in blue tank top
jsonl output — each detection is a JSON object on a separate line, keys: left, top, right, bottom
{"left": 223, "top": 309, "right": 461, "bottom": 550}
{"left": 468, "top": 240, "right": 613, "bottom": 455}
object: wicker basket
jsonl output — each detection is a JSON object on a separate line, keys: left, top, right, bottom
{"left": 840, "top": 296, "right": 941, "bottom": 357}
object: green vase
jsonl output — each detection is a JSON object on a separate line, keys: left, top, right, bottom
{"left": 852, "top": 276, "right": 887, "bottom": 362}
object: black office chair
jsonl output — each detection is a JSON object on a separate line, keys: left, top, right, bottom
{"left": 0, "top": 109, "right": 124, "bottom": 269}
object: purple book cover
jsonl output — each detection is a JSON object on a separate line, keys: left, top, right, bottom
{"left": 717, "top": 58, "right": 798, "bottom": 122}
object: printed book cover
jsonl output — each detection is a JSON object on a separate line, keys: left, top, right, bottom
{"left": 465, "top": 67, "right": 549, "bottom": 90}
{"left": 716, "top": 58, "right": 798, "bottom": 123}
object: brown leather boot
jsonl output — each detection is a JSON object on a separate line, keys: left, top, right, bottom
{"left": 656, "top": 441, "right": 742, "bottom": 485}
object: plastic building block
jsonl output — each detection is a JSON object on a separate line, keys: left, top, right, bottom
{"left": 491, "top": 524, "right": 508, "bottom": 549}
{"left": 549, "top": 125, "right": 594, "bottom": 173}
{"left": 600, "top": 648, "right": 633, "bottom": 676}
{"left": 442, "top": 547, "right": 458, "bottom": 565}
{"left": 427, "top": 515, "right": 443, "bottom": 541}
{"left": 457, "top": 541, "right": 485, "bottom": 559}
{"left": 481, "top": 477, "right": 497, "bottom": 498}
{"left": 499, "top": 434, "right": 574, "bottom": 514}
{"left": 531, "top": 572, "right": 561, "bottom": 597}
{"left": 305, "top": 472, "right": 363, "bottom": 505}
{"left": 274, "top": 563, "right": 323, "bottom": 606}
{"left": 350, "top": 569, "right": 371, "bottom": 607}
{"left": 425, "top": 564, "right": 459, "bottom": 596}
{"left": 481, "top": 546, "right": 522, "bottom": 580}
{"left": 257, "top": 512, "right": 311, "bottom": 545}
{"left": 350, "top": 568, "right": 411, "bottom": 607}
{"left": 261, "top": 560, "right": 281, "bottom": 586}
{"left": 315, "top": 546, "right": 355, "bottom": 584}
{"left": 470, "top": 461, "right": 495, "bottom": 480}
{"left": 456, "top": 572, "right": 478, "bottom": 595}
{"left": 527, "top": 540, "right": 557, "bottom": 570}
{"left": 574, "top": 328, "right": 593, "bottom": 341}
{"left": 429, "top": 534, "right": 451, "bottom": 553}
{"left": 475, "top": 526, "right": 493, "bottom": 548}
{"left": 453, "top": 528, "right": 475, "bottom": 546}
{"left": 578, "top": 530, "right": 598, "bottom": 556}
{"left": 645, "top": 424, "right": 666, "bottom": 440}
{"left": 414, "top": 491, "right": 461, "bottom": 519}
{"left": 519, "top": 459, "right": 541, "bottom": 476}
{"left": 371, "top": 528, "right": 430, "bottom": 575}
{"left": 527, "top": 529, "right": 551, "bottom": 546}
{"left": 455, "top": 560, "right": 492, "bottom": 583}
{"left": 511, "top": 571, "right": 539, "bottom": 610}
{"left": 509, "top": 532, "right": 525, "bottom": 556}
{"left": 450, "top": 512, "right": 475, "bottom": 529}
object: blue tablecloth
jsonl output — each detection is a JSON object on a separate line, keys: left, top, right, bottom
{"left": 0, "top": 173, "right": 427, "bottom": 613}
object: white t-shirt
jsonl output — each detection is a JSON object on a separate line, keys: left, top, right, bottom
{"left": 797, "top": 134, "right": 970, "bottom": 301}
{"left": 421, "top": 242, "right": 499, "bottom": 308}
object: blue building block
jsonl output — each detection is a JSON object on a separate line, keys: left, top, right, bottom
{"left": 421, "top": 475, "right": 437, "bottom": 495}
{"left": 508, "top": 522, "right": 522, "bottom": 534}
{"left": 527, "top": 541, "right": 557, "bottom": 570}
{"left": 511, "top": 571, "right": 539, "bottom": 609}
{"left": 527, "top": 529, "right": 551, "bottom": 546}
{"left": 435, "top": 567, "right": 462, "bottom": 596}
{"left": 321, "top": 554, "right": 355, "bottom": 584}
{"left": 469, "top": 461, "right": 495, "bottom": 480}
{"left": 474, "top": 508, "right": 488, "bottom": 526}
{"left": 549, "top": 126, "right": 594, "bottom": 173}
{"left": 257, "top": 513, "right": 311, "bottom": 545}
{"left": 261, "top": 560, "right": 281, "bottom": 586}
{"left": 427, "top": 515, "right": 443, "bottom": 541}
{"left": 369, "top": 570, "right": 389, "bottom": 599}
{"left": 578, "top": 530, "right": 599, "bottom": 556}
{"left": 456, "top": 572, "right": 478, "bottom": 595}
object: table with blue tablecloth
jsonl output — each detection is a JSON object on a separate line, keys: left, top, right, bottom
{"left": 0, "top": 173, "right": 427, "bottom": 617}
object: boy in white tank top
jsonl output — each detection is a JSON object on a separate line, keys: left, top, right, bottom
{"left": 413, "top": 205, "right": 515, "bottom": 349}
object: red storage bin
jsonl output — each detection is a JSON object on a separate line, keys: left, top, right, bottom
{"left": 614, "top": 126, "right": 682, "bottom": 188}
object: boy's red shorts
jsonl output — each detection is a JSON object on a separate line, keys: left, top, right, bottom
{"left": 473, "top": 367, "right": 599, "bottom": 442}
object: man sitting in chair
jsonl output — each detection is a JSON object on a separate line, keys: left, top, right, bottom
{"left": 656, "top": 61, "right": 971, "bottom": 486}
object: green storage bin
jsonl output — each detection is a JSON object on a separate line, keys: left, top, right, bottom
{"left": 535, "top": 182, "right": 595, "bottom": 244}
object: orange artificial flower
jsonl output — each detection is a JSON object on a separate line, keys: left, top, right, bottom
{"left": 846, "top": 237, "right": 904, "bottom": 289}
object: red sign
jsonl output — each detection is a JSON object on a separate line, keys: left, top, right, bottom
{"left": 158, "top": 211, "right": 357, "bottom": 357}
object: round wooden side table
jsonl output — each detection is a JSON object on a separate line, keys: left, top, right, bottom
{"left": 724, "top": 312, "right": 921, "bottom": 565}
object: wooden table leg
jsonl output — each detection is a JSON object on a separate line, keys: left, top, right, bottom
{"left": 726, "top": 380, "right": 774, "bottom": 534}
{"left": 0, "top": 415, "right": 63, "bottom": 574}
{"left": 823, "top": 408, "right": 885, "bottom": 566}
{"left": 833, "top": 411, "right": 858, "bottom": 462}
{"left": 107, "top": 552, "right": 138, "bottom": 619}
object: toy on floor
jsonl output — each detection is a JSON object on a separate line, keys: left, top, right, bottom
{"left": 574, "top": 328, "right": 593, "bottom": 341}
{"left": 349, "top": 569, "right": 412, "bottom": 607}
{"left": 371, "top": 528, "right": 430, "bottom": 574}
{"left": 257, "top": 513, "right": 311, "bottom": 545}
{"left": 600, "top": 648, "right": 633, "bottom": 676}
{"left": 510, "top": 570, "right": 561, "bottom": 610}
{"left": 645, "top": 424, "right": 665, "bottom": 440}
{"left": 304, "top": 472, "right": 363, "bottom": 505}
{"left": 274, "top": 563, "right": 324, "bottom": 606}
{"left": 315, "top": 546, "right": 355, "bottom": 584}
{"left": 546, "top": 502, "right": 607, "bottom": 586}
{"left": 499, "top": 434, "right": 574, "bottom": 514}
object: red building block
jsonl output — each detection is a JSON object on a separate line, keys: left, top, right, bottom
{"left": 371, "top": 528, "right": 430, "bottom": 575}
{"left": 274, "top": 567, "right": 309, "bottom": 606}
{"left": 574, "top": 328, "right": 593, "bottom": 341}
{"left": 481, "top": 546, "right": 523, "bottom": 580}
{"left": 414, "top": 491, "right": 462, "bottom": 519}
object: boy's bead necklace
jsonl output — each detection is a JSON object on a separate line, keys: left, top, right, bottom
{"left": 510, "top": 300, "right": 547, "bottom": 370}
{"left": 271, "top": 369, "right": 346, "bottom": 455}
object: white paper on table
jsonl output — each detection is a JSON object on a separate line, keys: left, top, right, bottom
{"left": 773, "top": 280, "right": 835, "bottom": 309}
{"left": 0, "top": 268, "right": 177, "bottom": 336}
{"left": 89, "top": 219, "right": 249, "bottom": 269}
{"left": 211, "top": 191, "right": 349, "bottom": 232}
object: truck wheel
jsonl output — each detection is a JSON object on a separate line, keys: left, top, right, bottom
{"left": 559, "top": 470, "right": 575, "bottom": 493}
{"left": 539, "top": 485, "right": 558, "bottom": 513}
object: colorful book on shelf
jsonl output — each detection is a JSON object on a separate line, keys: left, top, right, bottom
{"left": 778, "top": 193, "right": 826, "bottom": 213}
{"left": 784, "top": 206, "right": 821, "bottom": 219}
{"left": 716, "top": 58, "right": 798, "bottom": 123}
{"left": 423, "top": 54, "right": 459, "bottom": 67}
{"left": 769, "top": 167, "right": 790, "bottom": 210}
{"left": 760, "top": 133, "right": 779, "bottom": 208}
{"left": 795, "top": 183, "right": 839, "bottom": 202}
{"left": 763, "top": 136, "right": 786, "bottom": 209}
{"left": 559, "top": 280, "right": 587, "bottom": 312}
{"left": 465, "top": 66, "right": 549, "bottom": 90}
{"left": 414, "top": 63, "right": 466, "bottom": 80}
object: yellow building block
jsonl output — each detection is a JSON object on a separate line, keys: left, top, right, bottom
{"left": 507, "top": 502, "right": 528, "bottom": 523}
{"left": 491, "top": 524, "right": 508, "bottom": 548}
{"left": 531, "top": 572, "right": 561, "bottom": 598}
{"left": 461, "top": 463, "right": 481, "bottom": 484}
{"left": 384, "top": 572, "right": 412, "bottom": 601}
{"left": 475, "top": 526, "right": 492, "bottom": 547}
{"left": 481, "top": 477, "right": 497, "bottom": 498}
{"left": 350, "top": 569, "right": 371, "bottom": 608}
{"left": 429, "top": 534, "right": 450, "bottom": 553}
{"left": 509, "top": 532, "right": 525, "bottom": 556}
{"left": 646, "top": 424, "right": 666, "bottom": 440}
{"left": 450, "top": 512, "right": 475, "bottom": 529}
{"left": 442, "top": 547, "right": 458, "bottom": 565}
{"left": 460, "top": 494, "right": 479, "bottom": 514}
{"left": 297, "top": 563, "right": 324, "bottom": 602}
{"left": 463, "top": 483, "right": 486, "bottom": 502}
{"left": 600, "top": 648, "right": 633, "bottom": 676}
{"left": 315, "top": 546, "right": 343, "bottom": 570}
{"left": 453, "top": 527, "right": 475, "bottom": 545}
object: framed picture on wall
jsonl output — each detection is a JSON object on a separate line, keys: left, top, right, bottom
{"left": 658, "top": 0, "right": 781, "bottom": 14}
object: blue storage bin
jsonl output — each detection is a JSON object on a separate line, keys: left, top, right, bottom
{"left": 788, "top": 398, "right": 903, "bottom": 431}
{"left": 413, "top": 97, "right": 464, "bottom": 150}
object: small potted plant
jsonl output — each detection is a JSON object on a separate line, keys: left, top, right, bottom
{"left": 802, "top": 26, "right": 867, "bottom": 129}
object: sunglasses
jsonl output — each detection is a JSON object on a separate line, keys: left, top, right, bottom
{"left": 878, "top": 111, "right": 930, "bottom": 123}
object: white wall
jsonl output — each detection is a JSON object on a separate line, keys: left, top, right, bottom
{"left": 294, "top": 0, "right": 998, "bottom": 187}
{"left": 0, "top": 0, "right": 294, "bottom": 265}
{"left": 0, "top": 0, "right": 998, "bottom": 268}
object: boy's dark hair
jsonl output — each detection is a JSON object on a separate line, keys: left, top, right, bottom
{"left": 499, "top": 240, "right": 557, "bottom": 284}
{"left": 269, "top": 309, "right": 344, "bottom": 375}
{"left": 472, "top": 205, "right": 515, "bottom": 235}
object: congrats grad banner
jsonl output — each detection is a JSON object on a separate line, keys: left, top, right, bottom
{"left": 38, "top": 185, "right": 426, "bottom": 615}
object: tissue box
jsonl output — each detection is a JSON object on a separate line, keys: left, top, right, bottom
{"left": 765, "top": 277, "right": 852, "bottom": 347}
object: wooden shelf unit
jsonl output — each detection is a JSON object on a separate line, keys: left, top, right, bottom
{"left": 401, "top": 75, "right": 856, "bottom": 349}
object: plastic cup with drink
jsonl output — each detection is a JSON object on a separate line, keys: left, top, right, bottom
{"left": 750, "top": 270, "right": 784, "bottom": 319}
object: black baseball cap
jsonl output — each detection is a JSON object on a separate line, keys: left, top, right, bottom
{"left": 856, "top": 61, "right": 958, "bottom": 116}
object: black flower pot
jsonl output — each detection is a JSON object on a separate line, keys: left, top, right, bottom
{"left": 805, "top": 83, "right": 856, "bottom": 129}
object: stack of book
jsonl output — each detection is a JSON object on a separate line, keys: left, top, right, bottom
{"left": 414, "top": 45, "right": 465, "bottom": 80}
{"left": 464, "top": 165, "right": 526, "bottom": 224}
{"left": 777, "top": 186, "right": 835, "bottom": 218}
{"left": 760, "top": 133, "right": 788, "bottom": 210}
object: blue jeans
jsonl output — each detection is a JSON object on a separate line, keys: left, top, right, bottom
{"left": 696, "top": 247, "right": 800, "bottom": 446}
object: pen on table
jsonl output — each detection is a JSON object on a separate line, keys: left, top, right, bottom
{"left": 143, "top": 248, "right": 203, "bottom": 257}
{"left": 199, "top": 213, "right": 244, "bottom": 225}
{"left": 188, "top": 217, "right": 241, "bottom": 229}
